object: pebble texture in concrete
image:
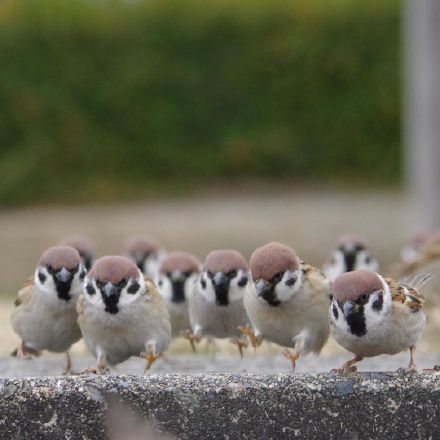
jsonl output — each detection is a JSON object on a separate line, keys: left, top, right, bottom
{"left": 1, "top": 372, "right": 440, "bottom": 440}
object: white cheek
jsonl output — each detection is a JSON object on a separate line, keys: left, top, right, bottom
{"left": 355, "top": 251, "right": 379, "bottom": 272}
{"left": 275, "top": 271, "right": 302, "bottom": 302}
{"left": 323, "top": 251, "right": 345, "bottom": 281}
{"left": 184, "top": 274, "right": 198, "bottom": 300}
{"left": 198, "top": 275, "right": 216, "bottom": 304}
{"left": 228, "top": 270, "right": 249, "bottom": 302}
{"left": 156, "top": 276, "right": 173, "bottom": 302}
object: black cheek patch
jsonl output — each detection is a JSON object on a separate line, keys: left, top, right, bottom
{"left": 38, "top": 272, "right": 47, "bottom": 283}
{"left": 346, "top": 308, "right": 367, "bottom": 337}
{"left": 332, "top": 304, "right": 339, "bottom": 319}
{"left": 201, "top": 279, "right": 207, "bottom": 289}
{"left": 238, "top": 276, "right": 248, "bottom": 287}
{"left": 86, "top": 284, "right": 96, "bottom": 295}
{"left": 127, "top": 282, "right": 140, "bottom": 294}
{"left": 372, "top": 293, "right": 383, "bottom": 312}
{"left": 285, "top": 277, "right": 296, "bottom": 287}
{"left": 158, "top": 280, "right": 163, "bottom": 287}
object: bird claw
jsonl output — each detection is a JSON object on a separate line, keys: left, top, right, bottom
{"left": 397, "top": 364, "right": 417, "bottom": 374}
{"left": 141, "top": 350, "right": 162, "bottom": 373}
{"left": 180, "top": 330, "right": 201, "bottom": 352}
{"left": 282, "top": 348, "right": 299, "bottom": 370}
{"left": 80, "top": 366, "right": 108, "bottom": 375}
{"left": 238, "top": 325, "right": 262, "bottom": 350}
{"left": 231, "top": 337, "right": 248, "bottom": 358}
{"left": 331, "top": 365, "right": 358, "bottom": 374}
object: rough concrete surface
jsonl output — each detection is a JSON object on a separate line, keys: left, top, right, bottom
{"left": 1, "top": 371, "right": 440, "bottom": 440}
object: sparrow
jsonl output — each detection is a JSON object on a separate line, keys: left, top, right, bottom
{"left": 155, "top": 251, "right": 201, "bottom": 336}
{"left": 124, "top": 235, "right": 166, "bottom": 278}
{"left": 184, "top": 249, "right": 251, "bottom": 357}
{"left": 242, "top": 242, "right": 330, "bottom": 369}
{"left": 322, "top": 233, "right": 379, "bottom": 281}
{"left": 78, "top": 256, "right": 171, "bottom": 374}
{"left": 59, "top": 234, "right": 96, "bottom": 270}
{"left": 10, "top": 245, "right": 85, "bottom": 374}
{"left": 396, "top": 231, "right": 440, "bottom": 277}
{"left": 329, "top": 269, "right": 431, "bottom": 373}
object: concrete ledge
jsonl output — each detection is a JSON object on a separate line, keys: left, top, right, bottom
{"left": 1, "top": 373, "right": 439, "bottom": 439}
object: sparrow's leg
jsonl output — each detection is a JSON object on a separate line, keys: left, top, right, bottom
{"left": 82, "top": 352, "right": 108, "bottom": 375}
{"left": 230, "top": 336, "right": 248, "bottom": 359}
{"left": 205, "top": 336, "right": 218, "bottom": 358}
{"left": 282, "top": 348, "right": 299, "bottom": 370}
{"left": 62, "top": 351, "right": 74, "bottom": 375}
{"left": 142, "top": 342, "right": 162, "bottom": 373}
{"left": 398, "top": 346, "right": 417, "bottom": 373}
{"left": 238, "top": 325, "right": 262, "bottom": 350}
{"left": 15, "top": 341, "right": 35, "bottom": 360}
{"left": 180, "top": 328, "right": 202, "bottom": 353}
{"left": 332, "top": 355, "right": 363, "bottom": 373}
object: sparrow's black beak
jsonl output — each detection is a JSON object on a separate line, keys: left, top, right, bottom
{"left": 56, "top": 267, "right": 73, "bottom": 283}
{"left": 343, "top": 301, "right": 355, "bottom": 318}
{"left": 103, "top": 282, "right": 119, "bottom": 298}
{"left": 213, "top": 272, "right": 229, "bottom": 306}
{"left": 343, "top": 248, "right": 357, "bottom": 272}
{"left": 255, "top": 279, "right": 271, "bottom": 297}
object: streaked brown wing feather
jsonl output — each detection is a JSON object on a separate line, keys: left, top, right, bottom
{"left": 385, "top": 277, "right": 425, "bottom": 312}
{"left": 14, "top": 278, "right": 34, "bottom": 307}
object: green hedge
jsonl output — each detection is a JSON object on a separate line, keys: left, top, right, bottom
{"left": 0, "top": 0, "right": 400, "bottom": 204}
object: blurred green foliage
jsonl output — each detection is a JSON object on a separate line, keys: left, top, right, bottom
{"left": 0, "top": 0, "right": 400, "bottom": 205}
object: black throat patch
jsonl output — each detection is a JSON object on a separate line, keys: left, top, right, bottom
{"left": 53, "top": 277, "right": 73, "bottom": 302}
{"left": 101, "top": 292, "right": 120, "bottom": 314}
{"left": 172, "top": 280, "right": 186, "bottom": 303}
{"left": 214, "top": 283, "right": 230, "bottom": 306}
{"left": 346, "top": 307, "right": 367, "bottom": 337}
{"left": 262, "top": 285, "right": 281, "bottom": 307}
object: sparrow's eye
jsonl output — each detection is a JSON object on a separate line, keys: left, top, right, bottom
{"left": 117, "top": 278, "right": 128, "bottom": 288}
{"left": 227, "top": 270, "right": 237, "bottom": 279}
{"left": 79, "top": 270, "right": 86, "bottom": 281}
{"left": 207, "top": 271, "right": 214, "bottom": 279}
{"left": 166, "top": 272, "right": 172, "bottom": 278}
{"left": 359, "top": 294, "right": 369, "bottom": 304}
{"left": 183, "top": 271, "right": 193, "bottom": 278}
{"left": 286, "top": 277, "right": 296, "bottom": 286}
{"left": 201, "top": 278, "right": 207, "bottom": 289}
{"left": 46, "top": 265, "right": 54, "bottom": 274}
{"left": 158, "top": 279, "right": 163, "bottom": 287}
{"left": 86, "top": 284, "right": 96, "bottom": 295}
{"left": 127, "top": 281, "right": 140, "bottom": 294}
{"left": 272, "top": 272, "right": 283, "bottom": 284}
{"left": 96, "top": 280, "right": 104, "bottom": 289}
{"left": 365, "top": 255, "right": 371, "bottom": 264}
{"left": 73, "top": 263, "right": 80, "bottom": 274}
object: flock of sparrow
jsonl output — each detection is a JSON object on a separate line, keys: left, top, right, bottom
{"left": 9, "top": 231, "right": 440, "bottom": 375}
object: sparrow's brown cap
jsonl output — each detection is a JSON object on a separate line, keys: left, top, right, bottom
{"left": 250, "top": 242, "right": 300, "bottom": 281}
{"left": 159, "top": 251, "right": 201, "bottom": 274}
{"left": 59, "top": 235, "right": 96, "bottom": 255}
{"left": 204, "top": 250, "right": 248, "bottom": 273}
{"left": 89, "top": 256, "right": 140, "bottom": 284}
{"left": 38, "top": 245, "right": 81, "bottom": 270}
{"left": 332, "top": 269, "right": 382, "bottom": 302}
{"left": 337, "top": 234, "right": 368, "bottom": 249}
{"left": 124, "top": 236, "right": 161, "bottom": 254}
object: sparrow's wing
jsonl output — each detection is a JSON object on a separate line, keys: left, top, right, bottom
{"left": 302, "top": 263, "right": 332, "bottom": 299}
{"left": 76, "top": 294, "right": 85, "bottom": 316}
{"left": 14, "top": 276, "right": 34, "bottom": 307}
{"left": 384, "top": 277, "right": 426, "bottom": 313}
{"left": 144, "top": 278, "right": 167, "bottom": 305}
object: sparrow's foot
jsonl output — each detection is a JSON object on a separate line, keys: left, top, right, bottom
{"left": 331, "top": 355, "right": 363, "bottom": 374}
{"left": 180, "top": 330, "right": 202, "bottom": 353}
{"left": 423, "top": 365, "right": 440, "bottom": 373}
{"left": 238, "top": 325, "right": 262, "bottom": 350}
{"left": 331, "top": 365, "right": 358, "bottom": 374}
{"left": 282, "top": 348, "right": 299, "bottom": 370}
{"left": 141, "top": 349, "right": 162, "bottom": 373}
{"left": 231, "top": 336, "right": 248, "bottom": 359}
{"left": 13, "top": 342, "right": 38, "bottom": 360}
{"left": 80, "top": 366, "right": 108, "bottom": 375}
